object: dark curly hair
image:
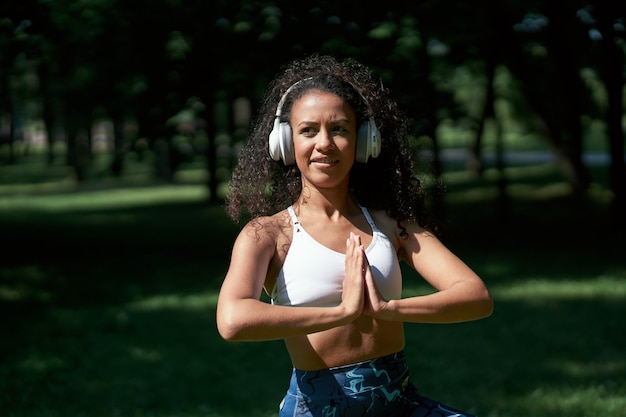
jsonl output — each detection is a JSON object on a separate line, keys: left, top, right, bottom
{"left": 226, "top": 54, "right": 435, "bottom": 235}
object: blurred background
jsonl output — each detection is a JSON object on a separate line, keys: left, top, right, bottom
{"left": 1, "top": 1, "right": 625, "bottom": 417}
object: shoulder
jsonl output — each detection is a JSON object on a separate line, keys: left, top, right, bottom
{"left": 233, "top": 210, "right": 294, "bottom": 286}
{"left": 367, "top": 208, "right": 432, "bottom": 254}
{"left": 235, "top": 209, "right": 293, "bottom": 252}
{"left": 367, "top": 209, "right": 397, "bottom": 231}
{"left": 367, "top": 209, "right": 402, "bottom": 246}
{"left": 367, "top": 208, "right": 430, "bottom": 233}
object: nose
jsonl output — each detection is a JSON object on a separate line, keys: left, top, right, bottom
{"left": 315, "top": 128, "right": 336, "bottom": 152}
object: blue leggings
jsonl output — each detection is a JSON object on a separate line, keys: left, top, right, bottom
{"left": 278, "top": 351, "right": 476, "bottom": 417}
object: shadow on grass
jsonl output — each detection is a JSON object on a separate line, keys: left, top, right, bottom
{"left": 402, "top": 296, "right": 624, "bottom": 417}
{"left": 2, "top": 274, "right": 623, "bottom": 417}
{"left": 1, "top": 189, "right": 625, "bottom": 416}
{"left": 1, "top": 300, "right": 292, "bottom": 417}
{"left": 1, "top": 200, "right": 282, "bottom": 416}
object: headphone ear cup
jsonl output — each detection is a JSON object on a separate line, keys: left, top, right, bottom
{"left": 268, "top": 118, "right": 283, "bottom": 161}
{"left": 269, "top": 120, "right": 295, "bottom": 165}
{"left": 278, "top": 122, "right": 295, "bottom": 165}
{"left": 356, "top": 120, "right": 381, "bottom": 163}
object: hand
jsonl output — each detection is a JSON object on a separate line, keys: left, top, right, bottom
{"left": 363, "top": 263, "right": 389, "bottom": 318}
{"left": 342, "top": 232, "right": 366, "bottom": 319}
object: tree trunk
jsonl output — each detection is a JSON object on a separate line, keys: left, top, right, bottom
{"left": 544, "top": 2, "right": 590, "bottom": 195}
{"left": 110, "top": 113, "right": 126, "bottom": 177}
{"left": 205, "top": 96, "right": 218, "bottom": 204}
{"left": 597, "top": 2, "right": 626, "bottom": 225}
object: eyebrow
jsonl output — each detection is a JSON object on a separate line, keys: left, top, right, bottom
{"left": 297, "top": 118, "right": 352, "bottom": 127}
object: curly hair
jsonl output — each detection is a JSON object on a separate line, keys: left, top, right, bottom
{"left": 225, "top": 54, "right": 435, "bottom": 235}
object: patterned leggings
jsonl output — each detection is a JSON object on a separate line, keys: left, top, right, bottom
{"left": 278, "top": 351, "right": 476, "bottom": 417}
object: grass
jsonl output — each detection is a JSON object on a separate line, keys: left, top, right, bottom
{"left": 0, "top": 150, "right": 625, "bottom": 417}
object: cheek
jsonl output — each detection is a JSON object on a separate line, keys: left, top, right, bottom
{"left": 338, "top": 136, "right": 356, "bottom": 151}
{"left": 293, "top": 137, "right": 314, "bottom": 155}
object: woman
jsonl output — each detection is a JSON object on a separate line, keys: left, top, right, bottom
{"left": 216, "top": 54, "right": 493, "bottom": 417}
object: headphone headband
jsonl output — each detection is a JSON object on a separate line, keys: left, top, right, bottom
{"left": 274, "top": 77, "right": 313, "bottom": 119}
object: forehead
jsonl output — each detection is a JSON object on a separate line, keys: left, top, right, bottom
{"left": 290, "top": 89, "right": 356, "bottom": 117}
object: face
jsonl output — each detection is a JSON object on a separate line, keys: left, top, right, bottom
{"left": 289, "top": 89, "right": 358, "bottom": 190}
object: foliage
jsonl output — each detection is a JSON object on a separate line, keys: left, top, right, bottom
{"left": 1, "top": 1, "right": 624, "bottom": 208}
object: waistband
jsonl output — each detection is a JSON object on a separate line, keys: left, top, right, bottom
{"left": 291, "top": 351, "right": 409, "bottom": 395}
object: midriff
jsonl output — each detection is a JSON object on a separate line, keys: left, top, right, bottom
{"left": 284, "top": 317, "right": 405, "bottom": 371}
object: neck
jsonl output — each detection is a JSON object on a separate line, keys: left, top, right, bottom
{"left": 295, "top": 182, "right": 359, "bottom": 219}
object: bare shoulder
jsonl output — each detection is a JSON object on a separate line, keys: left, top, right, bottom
{"left": 234, "top": 210, "right": 293, "bottom": 291}
{"left": 368, "top": 209, "right": 429, "bottom": 236}
{"left": 237, "top": 209, "right": 293, "bottom": 253}
{"left": 367, "top": 209, "right": 434, "bottom": 255}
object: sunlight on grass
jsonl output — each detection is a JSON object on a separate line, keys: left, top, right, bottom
{"left": 491, "top": 275, "right": 626, "bottom": 300}
{"left": 173, "top": 168, "right": 209, "bottom": 183}
{"left": 547, "top": 358, "right": 626, "bottom": 379}
{"left": 0, "top": 184, "right": 208, "bottom": 211}
{"left": 509, "top": 385, "right": 626, "bottom": 416}
{"left": 442, "top": 161, "right": 558, "bottom": 183}
{"left": 507, "top": 181, "right": 574, "bottom": 200}
{"left": 0, "top": 176, "right": 77, "bottom": 195}
{"left": 127, "top": 292, "right": 218, "bottom": 311}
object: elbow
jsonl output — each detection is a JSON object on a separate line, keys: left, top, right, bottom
{"left": 216, "top": 307, "right": 245, "bottom": 342}
{"left": 477, "top": 289, "right": 494, "bottom": 318}
{"left": 217, "top": 322, "right": 238, "bottom": 342}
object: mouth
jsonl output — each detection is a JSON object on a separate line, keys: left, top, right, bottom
{"left": 310, "top": 158, "right": 338, "bottom": 166}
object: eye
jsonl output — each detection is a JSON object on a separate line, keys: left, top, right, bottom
{"left": 331, "top": 125, "right": 348, "bottom": 135}
{"left": 300, "top": 127, "right": 318, "bottom": 137}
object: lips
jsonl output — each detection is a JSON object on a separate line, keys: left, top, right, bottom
{"left": 311, "top": 158, "right": 338, "bottom": 165}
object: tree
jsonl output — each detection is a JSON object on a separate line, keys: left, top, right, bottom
{"left": 1, "top": 0, "right": 623, "bottom": 219}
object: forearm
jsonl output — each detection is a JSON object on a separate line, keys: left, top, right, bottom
{"left": 376, "top": 282, "right": 493, "bottom": 324}
{"left": 217, "top": 298, "right": 357, "bottom": 341}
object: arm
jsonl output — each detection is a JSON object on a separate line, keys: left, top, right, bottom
{"left": 216, "top": 221, "right": 366, "bottom": 341}
{"left": 364, "top": 223, "right": 493, "bottom": 323}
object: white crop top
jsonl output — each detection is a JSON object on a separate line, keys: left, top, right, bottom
{"left": 271, "top": 205, "right": 402, "bottom": 307}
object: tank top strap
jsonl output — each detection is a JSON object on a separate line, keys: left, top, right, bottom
{"left": 359, "top": 205, "right": 380, "bottom": 232}
{"left": 287, "top": 205, "right": 301, "bottom": 230}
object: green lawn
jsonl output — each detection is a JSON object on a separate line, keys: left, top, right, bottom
{"left": 0, "top": 152, "right": 624, "bottom": 417}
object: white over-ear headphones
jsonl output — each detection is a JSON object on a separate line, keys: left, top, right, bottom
{"left": 268, "top": 77, "right": 381, "bottom": 165}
